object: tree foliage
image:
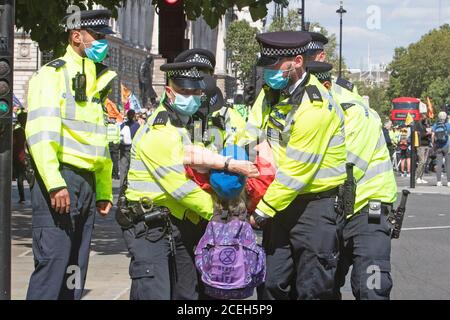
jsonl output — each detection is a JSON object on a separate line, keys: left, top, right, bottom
{"left": 308, "top": 22, "right": 347, "bottom": 77}
{"left": 387, "top": 24, "right": 450, "bottom": 110}
{"left": 15, "top": 0, "right": 123, "bottom": 57}
{"left": 268, "top": 9, "right": 302, "bottom": 32}
{"left": 224, "top": 20, "right": 260, "bottom": 85}
{"left": 354, "top": 81, "right": 391, "bottom": 120}
{"left": 15, "top": 0, "right": 288, "bottom": 58}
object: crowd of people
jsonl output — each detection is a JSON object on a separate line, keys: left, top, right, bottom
{"left": 383, "top": 110, "right": 450, "bottom": 186}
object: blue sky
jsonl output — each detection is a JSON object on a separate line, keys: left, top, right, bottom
{"left": 266, "top": 0, "right": 450, "bottom": 70}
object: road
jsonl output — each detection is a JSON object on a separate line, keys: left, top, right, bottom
{"left": 9, "top": 172, "right": 450, "bottom": 300}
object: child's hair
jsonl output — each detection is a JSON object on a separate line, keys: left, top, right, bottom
{"left": 212, "top": 191, "right": 248, "bottom": 223}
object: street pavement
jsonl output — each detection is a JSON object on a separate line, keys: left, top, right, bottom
{"left": 10, "top": 171, "right": 450, "bottom": 300}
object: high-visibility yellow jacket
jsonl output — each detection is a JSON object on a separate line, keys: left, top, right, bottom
{"left": 248, "top": 74, "right": 347, "bottom": 217}
{"left": 125, "top": 102, "right": 214, "bottom": 223}
{"left": 206, "top": 106, "right": 247, "bottom": 152}
{"left": 106, "top": 122, "right": 121, "bottom": 144}
{"left": 332, "top": 80, "right": 397, "bottom": 217}
{"left": 25, "top": 45, "right": 117, "bottom": 202}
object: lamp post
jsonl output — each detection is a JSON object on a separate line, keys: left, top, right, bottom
{"left": 298, "top": 0, "right": 305, "bottom": 31}
{"left": 336, "top": 0, "right": 346, "bottom": 78}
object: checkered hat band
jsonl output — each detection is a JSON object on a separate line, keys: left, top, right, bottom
{"left": 307, "top": 41, "right": 324, "bottom": 50}
{"left": 167, "top": 68, "right": 201, "bottom": 79}
{"left": 187, "top": 55, "right": 213, "bottom": 68}
{"left": 261, "top": 45, "right": 307, "bottom": 57}
{"left": 80, "top": 18, "right": 110, "bottom": 28}
{"left": 315, "top": 72, "right": 331, "bottom": 81}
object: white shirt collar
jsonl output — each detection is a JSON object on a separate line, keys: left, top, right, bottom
{"left": 288, "top": 72, "right": 308, "bottom": 95}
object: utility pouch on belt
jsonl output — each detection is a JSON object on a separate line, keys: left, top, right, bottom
{"left": 368, "top": 200, "right": 382, "bottom": 224}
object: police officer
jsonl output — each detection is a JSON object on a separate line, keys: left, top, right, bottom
{"left": 119, "top": 58, "right": 258, "bottom": 300}
{"left": 25, "top": 10, "right": 117, "bottom": 300}
{"left": 307, "top": 61, "right": 398, "bottom": 299}
{"left": 107, "top": 117, "right": 121, "bottom": 180}
{"left": 175, "top": 49, "right": 247, "bottom": 152}
{"left": 245, "top": 31, "right": 348, "bottom": 300}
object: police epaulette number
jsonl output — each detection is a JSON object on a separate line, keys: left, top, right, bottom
{"left": 152, "top": 111, "right": 169, "bottom": 126}
{"left": 305, "top": 85, "right": 322, "bottom": 103}
{"left": 47, "top": 59, "right": 66, "bottom": 69}
{"left": 336, "top": 77, "right": 354, "bottom": 92}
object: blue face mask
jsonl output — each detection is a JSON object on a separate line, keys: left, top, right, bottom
{"left": 263, "top": 67, "right": 293, "bottom": 90}
{"left": 171, "top": 93, "right": 202, "bottom": 116}
{"left": 84, "top": 39, "right": 109, "bottom": 63}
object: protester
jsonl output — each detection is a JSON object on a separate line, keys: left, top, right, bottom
{"left": 432, "top": 111, "right": 450, "bottom": 186}
{"left": 119, "top": 109, "right": 140, "bottom": 188}
{"left": 416, "top": 118, "right": 432, "bottom": 183}
{"left": 13, "top": 112, "right": 27, "bottom": 203}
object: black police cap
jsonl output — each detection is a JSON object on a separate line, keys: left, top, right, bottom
{"left": 64, "top": 9, "right": 115, "bottom": 35}
{"left": 305, "top": 61, "right": 333, "bottom": 82}
{"left": 174, "top": 49, "right": 216, "bottom": 72}
{"left": 160, "top": 61, "right": 206, "bottom": 90}
{"left": 256, "top": 31, "right": 312, "bottom": 66}
{"left": 307, "top": 32, "right": 329, "bottom": 51}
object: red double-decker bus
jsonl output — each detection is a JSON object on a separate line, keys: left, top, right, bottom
{"left": 391, "top": 97, "right": 423, "bottom": 125}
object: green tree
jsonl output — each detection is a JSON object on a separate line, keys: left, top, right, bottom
{"left": 224, "top": 20, "right": 260, "bottom": 85}
{"left": 424, "top": 76, "right": 450, "bottom": 109}
{"left": 354, "top": 81, "right": 391, "bottom": 120}
{"left": 268, "top": 9, "right": 302, "bottom": 32}
{"left": 16, "top": 0, "right": 288, "bottom": 58}
{"left": 308, "top": 23, "right": 347, "bottom": 76}
{"left": 387, "top": 24, "right": 450, "bottom": 108}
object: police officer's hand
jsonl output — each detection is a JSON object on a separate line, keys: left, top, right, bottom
{"left": 249, "top": 214, "right": 260, "bottom": 230}
{"left": 50, "top": 188, "right": 71, "bottom": 214}
{"left": 229, "top": 160, "right": 260, "bottom": 178}
{"left": 96, "top": 201, "right": 112, "bottom": 217}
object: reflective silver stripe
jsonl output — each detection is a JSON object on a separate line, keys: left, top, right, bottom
{"left": 176, "top": 128, "right": 192, "bottom": 145}
{"left": 245, "top": 122, "right": 266, "bottom": 141}
{"left": 129, "top": 158, "right": 148, "bottom": 172}
{"left": 358, "top": 160, "right": 393, "bottom": 185}
{"left": 27, "top": 131, "right": 61, "bottom": 146}
{"left": 329, "top": 134, "right": 345, "bottom": 148}
{"left": 62, "top": 136, "right": 108, "bottom": 158}
{"left": 128, "top": 180, "right": 164, "bottom": 193}
{"left": 347, "top": 151, "right": 369, "bottom": 172}
{"left": 154, "top": 164, "right": 185, "bottom": 177}
{"left": 315, "top": 163, "right": 346, "bottom": 179}
{"left": 26, "top": 131, "right": 107, "bottom": 157}
{"left": 276, "top": 170, "right": 306, "bottom": 191}
{"left": 27, "top": 108, "right": 61, "bottom": 121}
{"left": 375, "top": 132, "right": 386, "bottom": 150}
{"left": 171, "top": 180, "right": 199, "bottom": 200}
{"left": 62, "top": 119, "right": 107, "bottom": 135}
{"left": 62, "top": 67, "right": 76, "bottom": 119}
{"left": 286, "top": 146, "right": 323, "bottom": 164}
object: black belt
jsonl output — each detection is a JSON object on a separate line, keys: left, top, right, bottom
{"left": 297, "top": 187, "right": 340, "bottom": 201}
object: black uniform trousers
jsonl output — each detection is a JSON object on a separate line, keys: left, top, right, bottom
{"left": 27, "top": 165, "right": 96, "bottom": 300}
{"left": 109, "top": 142, "right": 120, "bottom": 180}
{"left": 259, "top": 194, "right": 344, "bottom": 300}
{"left": 334, "top": 208, "right": 393, "bottom": 300}
{"left": 122, "top": 216, "right": 200, "bottom": 300}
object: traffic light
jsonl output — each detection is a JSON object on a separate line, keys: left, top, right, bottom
{"left": 0, "top": 57, "right": 12, "bottom": 118}
{"left": 164, "top": 0, "right": 179, "bottom": 4}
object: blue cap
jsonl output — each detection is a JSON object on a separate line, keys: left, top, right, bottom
{"left": 210, "top": 145, "right": 248, "bottom": 200}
